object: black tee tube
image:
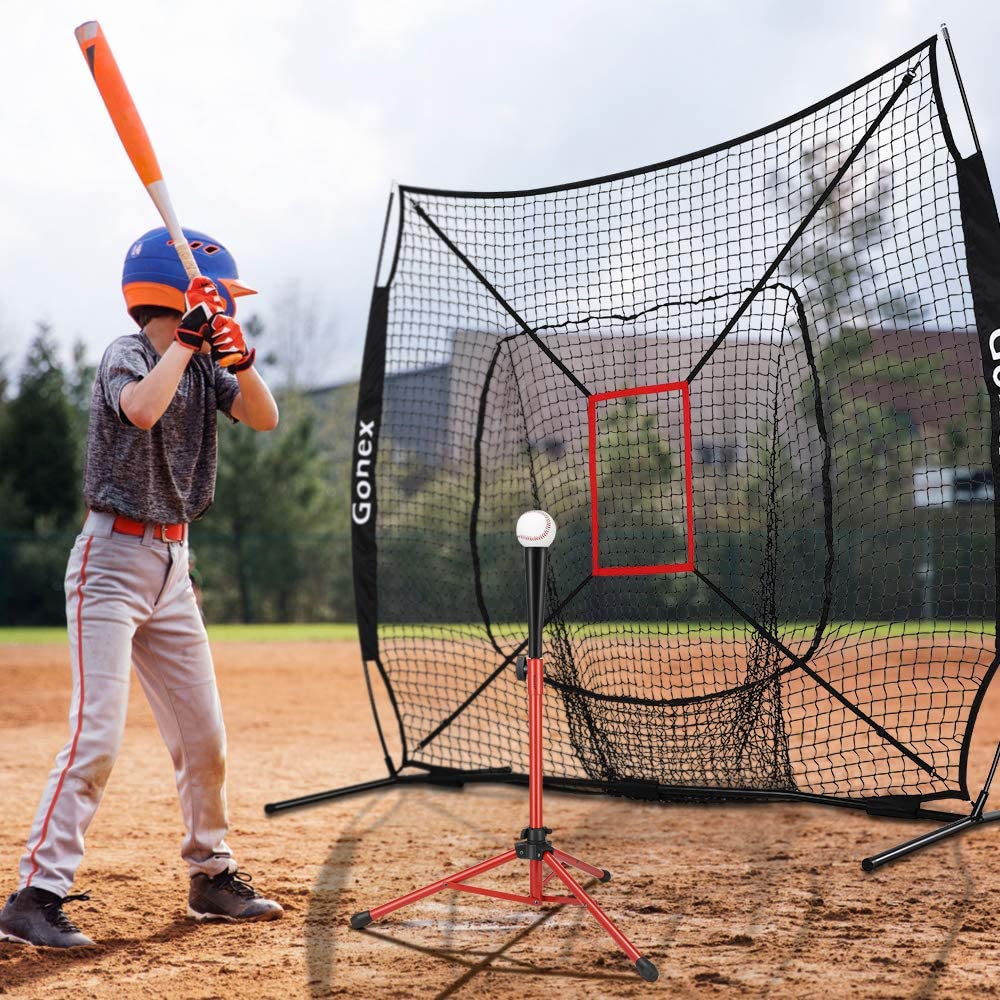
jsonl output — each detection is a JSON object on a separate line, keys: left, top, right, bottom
{"left": 525, "top": 547, "right": 548, "bottom": 658}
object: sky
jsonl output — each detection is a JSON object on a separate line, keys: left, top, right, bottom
{"left": 1, "top": 0, "right": 997, "bottom": 389}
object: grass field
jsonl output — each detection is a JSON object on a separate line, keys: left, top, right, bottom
{"left": 2, "top": 620, "right": 992, "bottom": 647}
{"left": 0, "top": 623, "right": 360, "bottom": 645}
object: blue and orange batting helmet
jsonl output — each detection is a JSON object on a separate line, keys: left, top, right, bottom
{"left": 122, "top": 226, "right": 257, "bottom": 320}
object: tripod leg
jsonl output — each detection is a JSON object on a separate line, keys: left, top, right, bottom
{"left": 552, "top": 848, "right": 612, "bottom": 882}
{"left": 544, "top": 855, "right": 658, "bottom": 982}
{"left": 350, "top": 848, "right": 519, "bottom": 929}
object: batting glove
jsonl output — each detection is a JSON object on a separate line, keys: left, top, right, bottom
{"left": 184, "top": 276, "right": 228, "bottom": 316}
{"left": 174, "top": 305, "right": 212, "bottom": 352}
{"left": 209, "top": 314, "right": 256, "bottom": 371}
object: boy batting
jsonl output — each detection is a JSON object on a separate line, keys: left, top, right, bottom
{"left": 0, "top": 228, "right": 283, "bottom": 947}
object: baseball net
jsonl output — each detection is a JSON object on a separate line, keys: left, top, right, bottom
{"left": 350, "top": 36, "right": 1000, "bottom": 819}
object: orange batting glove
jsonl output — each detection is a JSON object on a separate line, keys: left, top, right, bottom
{"left": 184, "top": 276, "right": 228, "bottom": 316}
{"left": 175, "top": 276, "right": 227, "bottom": 352}
{"left": 209, "top": 314, "right": 256, "bottom": 371}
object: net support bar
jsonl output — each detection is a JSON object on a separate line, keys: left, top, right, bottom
{"left": 687, "top": 61, "right": 918, "bottom": 383}
{"left": 693, "top": 569, "right": 942, "bottom": 780}
{"left": 862, "top": 725, "right": 1000, "bottom": 868}
{"left": 264, "top": 766, "right": 512, "bottom": 814}
{"left": 862, "top": 809, "right": 1000, "bottom": 870}
{"left": 411, "top": 201, "right": 593, "bottom": 398}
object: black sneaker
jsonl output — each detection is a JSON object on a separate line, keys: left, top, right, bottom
{"left": 188, "top": 869, "right": 283, "bottom": 922}
{"left": 0, "top": 888, "right": 95, "bottom": 948}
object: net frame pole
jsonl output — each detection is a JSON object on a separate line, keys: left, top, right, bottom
{"left": 862, "top": 735, "right": 1000, "bottom": 870}
{"left": 940, "top": 23, "right": 982, "bottom": 154}
{"left": 264, "top": 771, "right": 477, "bottom": 814}
{"left": 861, "top": 809, "right": 1000, "bottom": 870}
{"left": 859, "top": 28, "right": 1000, "bottom": 866}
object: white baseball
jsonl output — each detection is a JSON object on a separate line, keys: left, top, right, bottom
{"left": 516, "top": 510, "right": 557, "bottom": 548}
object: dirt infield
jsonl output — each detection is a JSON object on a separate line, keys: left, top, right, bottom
{"left": 2, "top": 639, "right": 1000, "bottom": 999}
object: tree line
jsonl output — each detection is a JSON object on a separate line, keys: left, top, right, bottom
{"left": 0, "top": 322, "right": 356, "bottom": 626}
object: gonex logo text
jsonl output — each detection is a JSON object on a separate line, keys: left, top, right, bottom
{"left": 352, "top": 419, "right": 375, "bottom": 525}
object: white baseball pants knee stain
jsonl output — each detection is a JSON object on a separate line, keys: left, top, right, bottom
{"left": 19, "top": 511, "right": 233, "bottom": 897}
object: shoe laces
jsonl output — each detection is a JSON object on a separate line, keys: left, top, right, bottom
{"left": 213, "top": 870, "right": 259, "bottom": 900}
{"left": 42, "top": 892, "right": 91, "bottom": 934}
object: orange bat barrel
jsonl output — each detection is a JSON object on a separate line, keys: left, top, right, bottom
{"left": 74, "top": 21, "right": 163, "bottom": 188}
{"left": 74, "top": 21, "right": 199, "bottom": 279}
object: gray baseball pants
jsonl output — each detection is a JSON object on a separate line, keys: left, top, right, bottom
{"left": 19, "top": 510, "right": 234, "bottom": 897}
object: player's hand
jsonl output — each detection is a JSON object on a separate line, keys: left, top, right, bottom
{"left": 184, "top": 276, "right": 228, "bottom": 316}
{"left": 209, "top": 314, "right": 256, "bottom": 371}
{"left": 176, "top": 276, "right": 229, "bottom": 352}
{"left": 174, "top": 304, "right": 212, "bottom": 352}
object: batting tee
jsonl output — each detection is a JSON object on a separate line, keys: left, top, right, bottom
{"left": 271, "top": 36, "right": 1000, "bottom": 857}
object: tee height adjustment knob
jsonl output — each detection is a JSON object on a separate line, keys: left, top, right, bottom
{"left": 515, "top": 655, "right": 528, "bottom": 681}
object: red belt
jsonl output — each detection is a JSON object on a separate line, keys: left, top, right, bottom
{"left": 111, "top": 514, "right": 187, "bottom": 543}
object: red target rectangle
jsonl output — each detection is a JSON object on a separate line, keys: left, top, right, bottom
{"left": 588, "top": 382, "right": 695, "bottom": 577}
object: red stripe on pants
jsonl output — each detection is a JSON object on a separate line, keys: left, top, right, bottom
{"left": 25, "top": 536, "right": 94, "bottom": 887}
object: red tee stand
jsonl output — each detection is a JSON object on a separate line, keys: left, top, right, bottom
{"left": 350, "top": 512, "right": 658, "bottom": 983}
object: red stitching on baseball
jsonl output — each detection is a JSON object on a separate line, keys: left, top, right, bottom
{"left": 518, "top": 512, "right": 553, "bottom": 541}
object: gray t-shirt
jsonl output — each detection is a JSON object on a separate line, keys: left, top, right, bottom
{"left": 83, "top": 332, "right": 241, "bottom": 523}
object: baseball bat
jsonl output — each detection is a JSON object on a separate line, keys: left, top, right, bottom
{"left": 74, "top": 20, "right": 201, "bottom": 281}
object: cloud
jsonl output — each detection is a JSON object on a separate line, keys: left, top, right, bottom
{"left": 1, "top": 0, "right": 995, "bottom": 387}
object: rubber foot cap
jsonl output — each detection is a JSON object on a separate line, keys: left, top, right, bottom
{"left": 635, "top": 957, "right": 659, "bottom": 982}
{"left": 600, "top": 869, "right": 612, "bottom": 883}
{"left": 861, "top": 858, "right": 875, "bottom": 872}
{"left": 350, "top": 910, "right": 373, "bottom": 930}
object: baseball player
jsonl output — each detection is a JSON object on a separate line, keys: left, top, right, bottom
{"left": 0, "top": 228, "right": 283, "bottom": 947}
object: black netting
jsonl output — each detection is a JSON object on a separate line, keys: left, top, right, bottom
{"left": 354, "top": 37, "right": 1000, "bottom": 815}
